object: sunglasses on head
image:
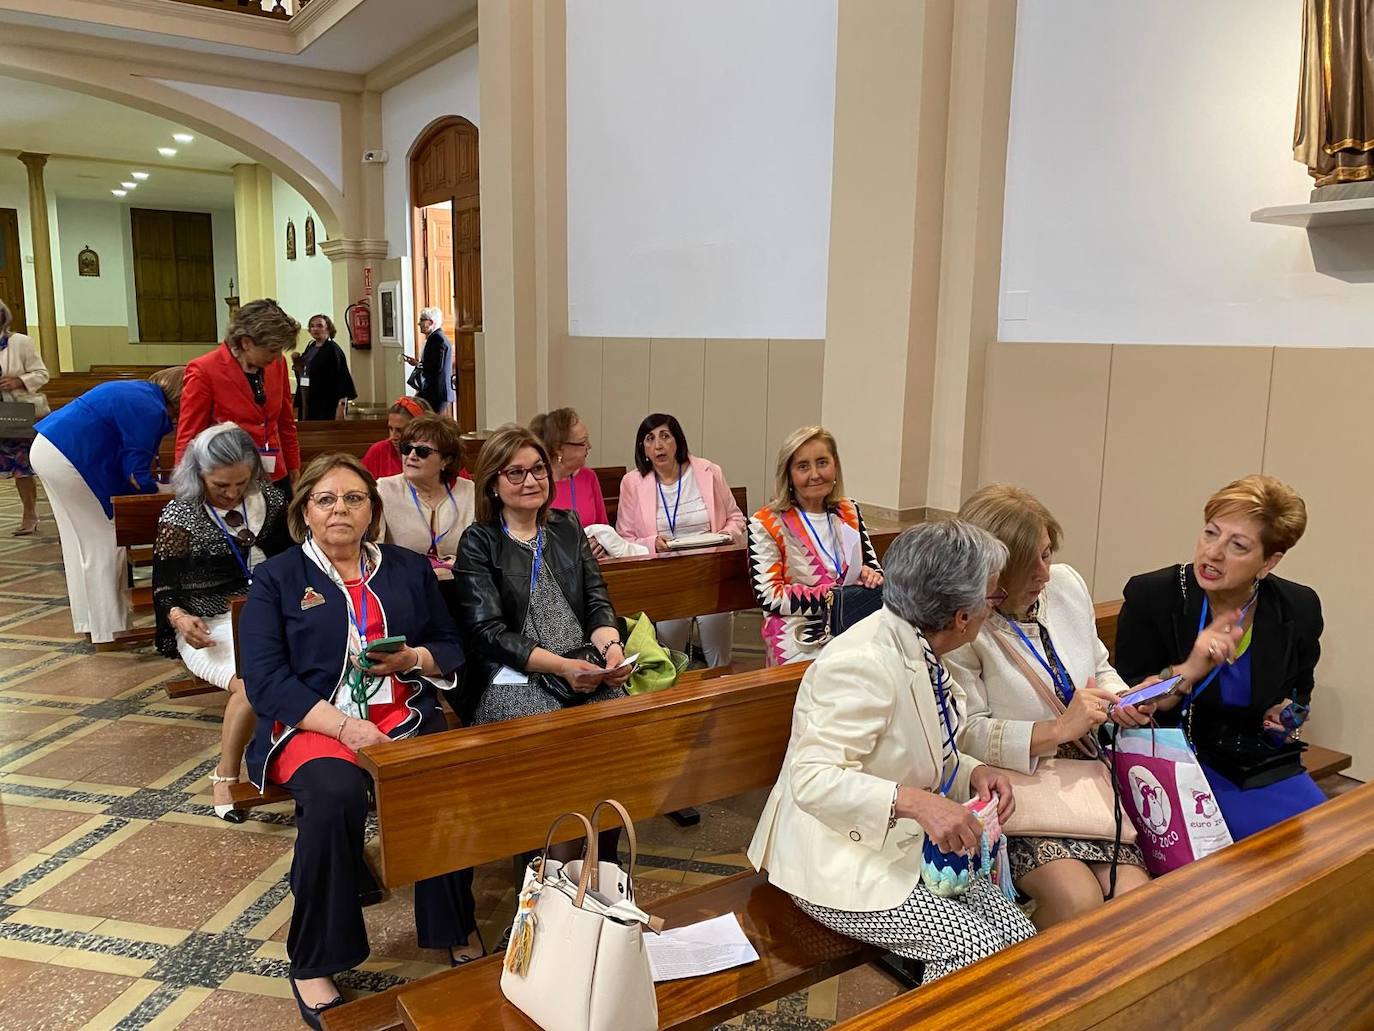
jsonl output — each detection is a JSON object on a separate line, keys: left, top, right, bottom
{"left": 399, "top": 443, "right": 446, "bottom": 460}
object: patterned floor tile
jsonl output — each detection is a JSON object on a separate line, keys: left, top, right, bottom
{"left": 0, "top": 807, "right": 98, "bottom": 868}
{"left": 11, "top": 720, "right": 220, "bottom": 787}
{"left": 0, "top": 956, "right": 138, "bottom": 1031}
{"left": 172, "top": 986, "right": 303, "bottom": 1029}
{"left": 7, "top": 653, "right": 176, "bottom": 701}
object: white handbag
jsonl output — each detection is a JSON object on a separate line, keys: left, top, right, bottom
{"left": 501, "top": 800, "right": 663, "bottom": 1031}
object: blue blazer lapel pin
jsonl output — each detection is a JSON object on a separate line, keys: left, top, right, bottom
{"left": 301, "top": 586, "right": 326, "bottom": 610}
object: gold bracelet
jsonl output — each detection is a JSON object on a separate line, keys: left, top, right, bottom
{"left": 334, "top": 715, "right": 348, "bottom": 740}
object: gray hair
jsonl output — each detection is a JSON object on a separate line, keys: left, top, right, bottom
{"left": 882, "top": 519, "right": 1008, "bottom": 634}
{"left": 0, "top": 300, "right": 11, "bottom": 332}
{"left": 419, "top": 306, "right": 444, "bottom": 326}
{"left": 170, "top": 423, "right": 267, "bottom": 503}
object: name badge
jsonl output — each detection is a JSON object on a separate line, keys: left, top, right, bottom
{"left": 260, "top": 451, "right": 278, "bottom": 474}
{"left": 299, "top": 376, "right": 310, "bottom": 387}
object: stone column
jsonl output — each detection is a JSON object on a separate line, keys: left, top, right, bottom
{"left": 17, "top": 153, "right": 59, "bottom": 373}
{"left": 820, "top": 0, "right": 1015, "bottom": 520}
{"left": 320, "top": 237, "right": 388, "bottom": 400}
{"left": 232, "top": 163, "right": 277, "bottom": 302}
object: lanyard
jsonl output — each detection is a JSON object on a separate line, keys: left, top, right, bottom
{"left": 408, "top": 483, "right": 457, "bottom": 555}
{"left": 656, "top": 467, "right": 683, "bottom": 537}
{"left": 932, "top": 663, "right": 960, "bottom": 796}
{"left": 1006, "top": 618, "right": 1075, "bottom": 704}
{"left": 799, "top": 509, "right": 845, "bottom": 580}
{"left": 569, "top": 473, "right": 578, "bottom": 517}
{"left": 502, "top": 519, "right": 544, "bottom": 595}
{"left": 1181, "top": 591, "right": 1258, "bottom": 711}
{"left": 343, "top": 579, "right": 385, "bottom": 719}
{"left": 207, "top": 502, "right": 252, "bottom": 583}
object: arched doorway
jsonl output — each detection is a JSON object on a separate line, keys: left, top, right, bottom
{"left": 410, "top": 116, "right": 480, "bottom": 431}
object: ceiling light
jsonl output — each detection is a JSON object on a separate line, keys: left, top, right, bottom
{"left": 172, "top": 133, "right": 194, "bottom": 144}
{"left": 158, "top": 147, "right": 177, "bottom": 157}
{"left": 121, "top": 182, "right": 137, "bottom": 190}
{"left": 131, "top": 171, "right": 149, "bottom": 180}
{"left": 112, "top": 189, "right": 127, "bottom": 197}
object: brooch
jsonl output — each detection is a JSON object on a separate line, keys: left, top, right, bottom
{"left": 300, "top": 586, "right": 326, "bottom": 610}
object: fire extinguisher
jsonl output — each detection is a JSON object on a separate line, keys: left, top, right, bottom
{"left": 345, "top": 299, "right": 371, "bottom": 349}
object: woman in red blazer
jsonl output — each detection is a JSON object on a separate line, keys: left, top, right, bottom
{"left": 176, "top": 299, "right": 302, "bottom": 491}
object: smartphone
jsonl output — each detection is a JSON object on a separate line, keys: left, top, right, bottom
{"left": 1115, "top": 674, "right": 1184, "bottom": 709}
{"left": 364, "top": 635, "right": 408, "bottom": 655}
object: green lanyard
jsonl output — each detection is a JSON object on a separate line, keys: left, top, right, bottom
{"left": 344, "top": 579, "right": 384, "bottom": 720}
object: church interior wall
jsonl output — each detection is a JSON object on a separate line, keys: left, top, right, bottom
{"left": 999, "top": 0, "right": 1360, "bottom": 348}
{"left": 270, "top": 173, "right": 335, "bottom": 347}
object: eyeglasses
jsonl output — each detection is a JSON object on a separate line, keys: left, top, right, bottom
{"left": 309, "top": 491, "right": 371, "bottom": 511}
{"left": 399, "top": 443, "right": 447, "bottom": 460}
{"left": 986, "top": 587, "right": 1009, "bottom": 608}
{"left": 499, "top": 462, "right": 550, "bottom": 485}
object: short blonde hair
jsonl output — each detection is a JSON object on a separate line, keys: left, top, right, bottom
{"left": 769, "top": 426, "right": 845, "bottom": 512}
{"left": 148, "top": 366, "right": 186, "bottom": 413}
{"left": 958, "top": 484, "right": 1062, "bottom": 586}
{"left": 1204, "top": 474, "right": 1307, "bottom": 557}
{"left": 227, "top": 298, "right": 300, "bottom": 353}
{"left": 287, "top": 453, "right": 383, "bottom": 544}
{"left": 473, "top": 424, "right": 553, "bottom": 525}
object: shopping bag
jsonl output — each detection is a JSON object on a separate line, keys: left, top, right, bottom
{"left": 1109, "top": 727, "right": 1232, "bottom": 875}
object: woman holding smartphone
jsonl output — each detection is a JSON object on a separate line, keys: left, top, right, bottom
{"left": 239, "top": 453, "right": 477, "bottom": 1027}
{"left": 454, "top": 424, "right": 632, "bottom": 726}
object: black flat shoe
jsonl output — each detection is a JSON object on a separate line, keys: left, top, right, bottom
{"left": 290, "top": 976, "right": 344, "bottom": 1030}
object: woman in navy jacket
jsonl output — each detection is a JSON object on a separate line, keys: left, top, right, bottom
{"left": 240, "top": 453, "right": 475, "bottom": 1028}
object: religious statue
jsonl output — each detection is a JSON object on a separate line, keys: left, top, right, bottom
{"left": 1295, "top": 0, "right": 1374, "bottom": 186}
{"left": 286, "top": 218, "right": 297, "bottom": 261}
{"left": 305, "top": 215, "right": 316, "bottom": 256}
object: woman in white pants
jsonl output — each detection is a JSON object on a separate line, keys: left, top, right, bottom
{"left": 30, "top": 369, "right": 182, "bottom": 643}
{"left": 154, "top": 424, "right": 291, "bottom": 820}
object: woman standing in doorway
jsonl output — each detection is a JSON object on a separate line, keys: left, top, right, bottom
{"left": 0, "top": 299, "right": 50, "bottom": 536}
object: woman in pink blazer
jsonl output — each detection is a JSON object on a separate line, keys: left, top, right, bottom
{"left": 615, "top": 413, "right": 745, "bottom": 666}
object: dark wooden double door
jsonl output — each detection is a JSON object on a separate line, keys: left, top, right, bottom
{"left": 413, "top": 117, "right": 480, "bottom": 432}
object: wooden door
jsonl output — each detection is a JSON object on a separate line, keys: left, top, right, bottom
{"left": 0, "top": 209, "right": 29, "bottom": 332}
{"left": 422, "top": 206, "right": 457, "bottom": 343}
{"left": 131, "top": 209, "right": 216, "bottom": 343}
{"left": 411, "top": 117, "right": 480, "bottom": 431}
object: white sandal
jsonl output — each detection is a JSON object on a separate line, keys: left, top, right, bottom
{"left": 208, "top": 773, "right": 246, "bottom": 824}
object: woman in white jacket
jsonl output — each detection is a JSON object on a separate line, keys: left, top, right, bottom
{"left": 945, "top": 485, "right": 1152, "bottom": 930}
{"left": 748, "top": 520, "right": 1035, "bottom": 981}
{"left": 0, "top": 300, "right": 50, "bottom": 535}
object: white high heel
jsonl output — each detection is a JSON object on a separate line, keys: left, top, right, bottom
{"left": 209, "top": 773, "right": 246, "bottom": 824}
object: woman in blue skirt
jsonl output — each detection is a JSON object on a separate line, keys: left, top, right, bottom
{"left": 1114, "top": 474, "right": 1326, "bottom": 840}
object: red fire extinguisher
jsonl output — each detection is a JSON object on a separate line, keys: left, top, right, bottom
{"left": 345, "top": 300, "right": 371, "bottom": 349}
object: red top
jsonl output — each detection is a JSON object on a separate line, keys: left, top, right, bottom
{"left": 551, "top": 465, "right": 609, "bottom": 527}
{"left": 362, "top": 438, "right": 403, "bottom": 480}
{"left": 269, "top": 578, "right": 413, "bottom": 784}
{"left": 176, "top": 343, "right": 300, "bottom": 480}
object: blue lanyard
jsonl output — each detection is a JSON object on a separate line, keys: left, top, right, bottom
{"left": 408, "top": 483, "right": 456, "bottom": 555}
{"left": 656, "top": 467, "right": 683, "bottom": 537}
{"left": 799, "top": 509, "right": 845, "bottom": 580}
{"left": 1006, "top": 618, "right": 1074, "bottom": 704}
{"left": 207, "top": 502, "right": 252, "bottom": 583}
{"left": 1180, "top": 592, "right": 1257, "bottom": 711}
{"left": 569, "top": 473, "right": 578, "bottom": 517}
{"left": 502, "top": 519, "right": 544, "bottom": 595}
{"left": 348, "top": 578, "right": 370, "bottom": 647}
{"left": 932, "top": 664, "right": 960, "bottom": 796}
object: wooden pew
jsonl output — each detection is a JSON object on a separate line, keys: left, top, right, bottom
{"left": 323, "top": 664, "right": 883, "bottom": 1031}
{"left": 155, "top": 418, "right": 388, "bottom": 471}
{"left": 832, "top": 781, "right": 1374, "bottom": 1030}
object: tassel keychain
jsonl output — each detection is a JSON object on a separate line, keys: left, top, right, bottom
{"left": 505, "top": 878, "right": 542, "bottom": 976}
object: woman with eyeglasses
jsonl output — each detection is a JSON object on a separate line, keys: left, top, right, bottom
{"left": 532, "top": 407, "right": 608, "bottom": 529}
{"left": 377, "top": 414, "right": 474, "bottom": 597}
{"left": 240, "top": 452, "right": 475, "bottom": 1027}
{"left": 615, "top": 413, "right": 746, "bottom": 666}
{"left": 154, "top": 424, "right": 292, "bottom": 822}
{"left": 362, "top": 396, "right": 432, "bottom": 480}
{"left": 176, "top": 299, "right": 303, "bottom": 496}
{"left": 454, "top": 424, "right": 632, "bottom": 727}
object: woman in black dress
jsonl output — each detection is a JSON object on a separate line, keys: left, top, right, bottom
{"left": 295, "top": 314, "right": 356, "bottom": 421}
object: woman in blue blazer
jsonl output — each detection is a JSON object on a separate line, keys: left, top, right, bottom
{"left": 240, "top": 453, "right": 474, "bottom": 1028}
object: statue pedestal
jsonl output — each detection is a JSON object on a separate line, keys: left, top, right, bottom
{"left": 1251, "top": 196, "right": 1374, "bottom": 228}
{"left": 1310, "top": 182, "right": 1374, "bottom": 202}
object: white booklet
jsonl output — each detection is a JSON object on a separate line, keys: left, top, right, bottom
{"left": 644, "top": 912, "right": 759, "bottom": 982}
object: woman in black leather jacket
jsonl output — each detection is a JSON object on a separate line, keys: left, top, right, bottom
{"left": 454, "top": 424, "right": 632, "bottom": 726}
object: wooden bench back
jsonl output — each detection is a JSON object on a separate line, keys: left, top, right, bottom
{"left": 155, "top": 418, "right": 388, "bottom": 471}
{"left": 833, "top": 781, "right": 1374, "bottom": 1030}
{"left": 359, "top": 663, "right": 811, "bottom": 887}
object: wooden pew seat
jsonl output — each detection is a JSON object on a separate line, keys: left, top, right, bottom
{"left": 831, "top": 781, "right": 1374, "bottom": 1030}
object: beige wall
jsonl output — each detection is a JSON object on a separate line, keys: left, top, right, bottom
{"left": 980, "top": 340, "right": 1372, "bottom": 778}
{"left": 551, "top": 336, "right": 824, "bottom": 517}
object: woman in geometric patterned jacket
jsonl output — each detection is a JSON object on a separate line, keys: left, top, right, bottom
{"left": 747, "top": 426, "right": 884, "bottom": 666}
{"left": 153, "top": 423, "right": 291, "bottom": 821}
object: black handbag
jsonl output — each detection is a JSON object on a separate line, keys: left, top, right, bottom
{"left": 1194, "top": 723, "right": 1308, "bottom": 789}
{"left": 531, "top": 644, "right": 606, "bottom": 706}
{"left": 406, "top": 364, "right": 425, "bottom": 393}
{"left": 828, "top": 583, "right": 884, "bottom": 636}
{"left": 0, "top": 400, "right": 37, "bottom": 440}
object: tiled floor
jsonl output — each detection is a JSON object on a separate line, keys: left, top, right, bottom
{"left": 0, "top": 482, "right": 1361, "bottom": 1029}
{"left": 0, "top": 483, "right": 908, "bottom": 1029}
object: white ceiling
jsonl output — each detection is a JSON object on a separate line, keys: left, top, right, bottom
{"left": 0, "top": 75, "right": 240, "bottom": 206}
{"left": 0, "top": 0, "right": 477, "bottom": 71}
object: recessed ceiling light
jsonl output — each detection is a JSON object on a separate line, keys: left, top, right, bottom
{"left": 158, "top": 147, "right": 177, "bottom": 157}
{"left": 131, "top": 172, "right": 149, "bottom": 181}
{"left": 172, "top": 133, "right": 194, "bottom": 144}
{"left": 121, "top": 182, "right": 137, "bottom": 190}
{"left": 112, "top": 189, "right": 127, "bottom": 197}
